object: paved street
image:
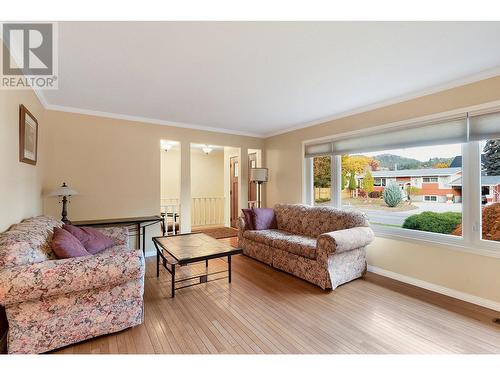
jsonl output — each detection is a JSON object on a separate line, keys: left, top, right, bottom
{"left": 341, "top": 202, "right": 463, "bottom": 226}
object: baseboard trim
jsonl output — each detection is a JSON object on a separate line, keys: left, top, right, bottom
{"left": 367, "top": 265, "right": 500, "bottom": 313}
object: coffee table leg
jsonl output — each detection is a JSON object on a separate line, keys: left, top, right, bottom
{"left": 156, "top": 249, "right": 160, "bottom": 277}
{"left": 171, "top": 264, "right": 176, "bottom": 298}
{"left": 228, "top": 255, "right": 232, "bottom": 283}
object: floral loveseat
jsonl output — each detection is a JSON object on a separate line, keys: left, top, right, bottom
{"left": 0, "top": 216, "right": 145, "bottom": 354}
{"left": 238, "top": 204, "right": 375, "bottom": 289}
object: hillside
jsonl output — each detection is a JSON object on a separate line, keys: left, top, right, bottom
{"left": 373, "top": 154, "right": 455, "bottom": 170}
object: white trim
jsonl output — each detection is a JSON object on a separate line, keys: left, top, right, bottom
{"left": 42, "top": 103, "right": 264, "bottom": 138}
{"left": 367, "top": 265, "right": 500, "bottom": 313}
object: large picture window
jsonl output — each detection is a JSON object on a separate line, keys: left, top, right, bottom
{"left": 341, "top": 143, "right": 463, "bottom": 236}
{"left": 304, "top": 110, "right": 500, "bottom": 253}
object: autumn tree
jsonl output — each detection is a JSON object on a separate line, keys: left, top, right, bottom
{"left": 313, "top": 156, "right": 331, "bottom": 188}
{"left": 362, "top": 170, "right": 375, "bottom": 194}
{"left": 406, "top": 185, "right": 421, "bottom": 202}
{"left": 433, "top": 162, "right": 450, "bottom": 168}
{"left": 342, "top": 154, "right": 373, "bottom": 176}
{"left": 369, "top": 159, "right": 380, "bottom": 171}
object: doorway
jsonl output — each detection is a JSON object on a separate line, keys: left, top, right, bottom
{"left": 229, "top": 156, "right": 239, "bottom": 228}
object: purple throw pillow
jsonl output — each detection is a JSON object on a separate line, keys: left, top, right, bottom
{"left": 63, "top": 224, "right": 114, "bottom": 255}
{"left": 63, "top": 224, "right": 91, "bottom": 244}
{"left": 241, "top": 208, "right": 255, "bottom": 230}
{"left": 252, "top": 208, "right": 277, "bottom": 230}
{"left": 51, "top": 227, "right": 90, "bottom": 259}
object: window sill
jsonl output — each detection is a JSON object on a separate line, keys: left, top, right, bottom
{"left": 372, "top": 225, "right": 500, "bottom": 259}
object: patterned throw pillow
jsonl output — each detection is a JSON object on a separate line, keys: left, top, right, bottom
{"left": 241, "top": 208, "right": 255, "bottom": 230}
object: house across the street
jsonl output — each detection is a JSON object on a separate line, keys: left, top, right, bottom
{"left": 357, "top": 167, "right": 500, "bottom": 203}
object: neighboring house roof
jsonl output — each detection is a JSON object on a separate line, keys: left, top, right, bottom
{"left": 450, "top": 175, "right": 500, "bottom": 187}
{"left": 368, "top": 167, "right": 462, "bottom": 178}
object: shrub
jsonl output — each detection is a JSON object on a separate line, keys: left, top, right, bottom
{"left": 403, "top": 211, "right": 462, "bottom": 234}
{"left": 314, "top": 197, "right": 331, "bottom": 204}
{"left": 369, "top": 191, "right": 382, "bottom": 199}
{"left": 383, "top": 184, "right": 402, "bottom": 207}
{"left": 358, "top": 190, "right": 367, "bottom": 198}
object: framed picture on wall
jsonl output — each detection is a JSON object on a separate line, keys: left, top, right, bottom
{"left": 19, "top": 104, "right": 38, "bottom": 165}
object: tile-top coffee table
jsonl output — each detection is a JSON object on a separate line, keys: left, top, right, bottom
{"left": 152, "top": 233, "right": 242, "bottom": 297}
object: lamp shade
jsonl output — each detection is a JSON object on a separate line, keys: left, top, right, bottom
{"left": 49, "top": 183, "right": 78, "bottom": 197}
{"left": 250, "top": 168, "right": 268, "bottom": 182}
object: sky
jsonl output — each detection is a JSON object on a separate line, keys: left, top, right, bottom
{"left": 361, "top": 143, "right": 462, "bottom": 161}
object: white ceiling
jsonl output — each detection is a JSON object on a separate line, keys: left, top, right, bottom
{"left": 40, "top": 22, "right": 500, "bottom": 137}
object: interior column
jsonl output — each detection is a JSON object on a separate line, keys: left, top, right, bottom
{"left": 180, "top": 141, "right": 191, "bottom": 233}
{"left": 239, "top": 147, "right": 249, "bottom": 211}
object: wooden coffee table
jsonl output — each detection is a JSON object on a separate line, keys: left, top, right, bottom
{"left": 152, "top": 233, "right": 242, "bottom": 297}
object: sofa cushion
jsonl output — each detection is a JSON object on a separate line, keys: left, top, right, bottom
{"left": 243, "top": 229, "right": 317, "bottom": 260}
{"left": 268, "top": 231, "right": 317, "bottom": 260}
{"left": 242, "top": 230, "right": 278, "bottom": 246}
{"left": 51, "top": 227, "right": 90, "bottom": 259}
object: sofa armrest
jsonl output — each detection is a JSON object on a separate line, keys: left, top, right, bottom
{"left": 94, "top": 226, "right": 129, "bottom": 247}
{"left": 317, "top": 226, "right": 374, "bottom": 255}
{"left": 0, "top": 249, "right": 144, "bottom": 306}
{"left": 237, "top": 217, "right": 247, "bottom": 233}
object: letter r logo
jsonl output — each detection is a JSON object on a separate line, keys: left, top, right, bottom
{"left": 2, "top": 23, "right": 53, "bottom": 76}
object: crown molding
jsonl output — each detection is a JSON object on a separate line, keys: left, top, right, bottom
{"left": 33, "top": 66, "right": 500, "bottom": 140}
{"left": 42, "top": 102, "right": 264, "bottom": 138}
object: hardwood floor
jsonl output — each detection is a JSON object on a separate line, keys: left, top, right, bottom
{"left": 54, "top": 238, "right": 500, "bottom": 354}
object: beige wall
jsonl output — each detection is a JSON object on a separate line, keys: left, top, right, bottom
{"left": 0, "top": 88, "right": 45, "bottom": 231}
{"left": 161, "top": 147, "right": 225, "bottom": 200}
{"left": 264, "top": 75, "right": 500, "bottom": 304}
{"left": 42, "top": 110, "right": 264, "bottom": 221}
{"left": 191, "top": 148, "right": 224, "bottom": 198}
{"left": 160, "top": 147, "right": 180, "bottom": 200}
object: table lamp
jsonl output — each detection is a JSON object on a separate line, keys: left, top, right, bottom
{"left": 49, "top": 182, "right": 78, "bottom": 224}
{"left": 250, "top": 168, "right": 268, "bottom": 208}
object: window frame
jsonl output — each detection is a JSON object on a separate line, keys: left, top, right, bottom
{"left": 423, "top": 195, "right": 438, "bottom": 202}
{"left": 423, "top": 177, "right": 439, "bottom": 183}
{"left": 303, "top": 111, "right": 500, "bottom": 259}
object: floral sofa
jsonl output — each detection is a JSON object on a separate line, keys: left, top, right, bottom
{"left": 0, "top": 216, "right": 145, "bottom": 354}
{"left": 238, "top": 204, "right": 375, "bottom": 290}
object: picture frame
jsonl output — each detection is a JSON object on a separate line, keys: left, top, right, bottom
{"left": 19, "top": 104, "right": 38, "bottom": 165}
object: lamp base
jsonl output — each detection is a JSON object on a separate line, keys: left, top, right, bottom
{"left": 61, "top": 196, "right": 71, "bottom": 224}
